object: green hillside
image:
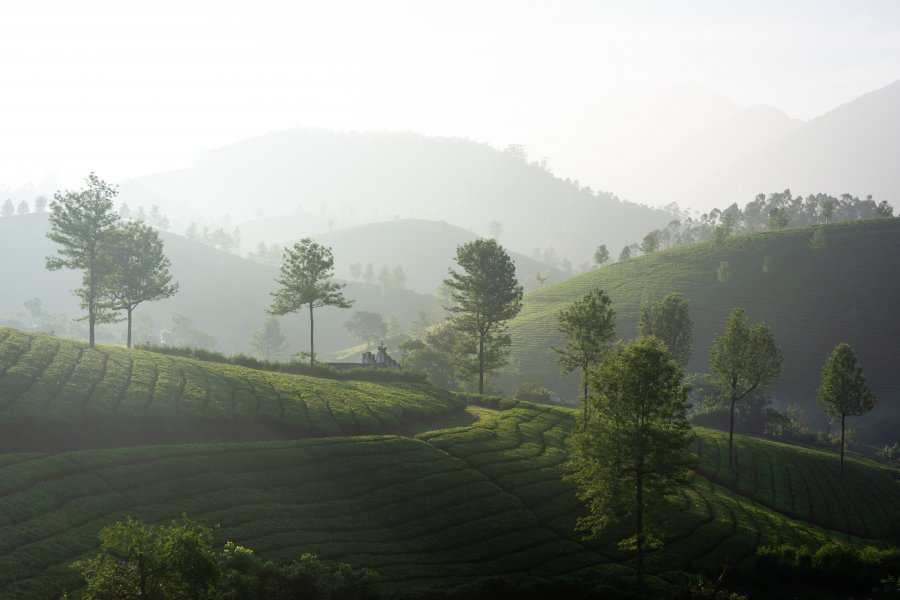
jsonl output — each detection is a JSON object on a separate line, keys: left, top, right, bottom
{"left": 0, "top": 328, "right": 461, "bottom": 450}
{"left": 310, "top": 218, "right": 569, "bottom": 294}
{"left": 502, "top": 218, "right": 900, "bottom": 443}
{"left": 0, "top": 400, "right": 895, "bottom": 597}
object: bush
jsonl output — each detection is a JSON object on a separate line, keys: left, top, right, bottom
{"left": 514, "top": 380, "right": 556, "bottom": 404}
{"left": 755, "top": 543, "right": 900, "bottom": 593}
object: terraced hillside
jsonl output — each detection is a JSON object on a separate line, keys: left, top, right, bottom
{"left": 502, "top": 218, "right": 900, "bottom": 442}
{"left": 2, "top": 401, "right": 895, "bottom": 597}
{"left": 0, "top": 328, "right": 461, "bottom": 450}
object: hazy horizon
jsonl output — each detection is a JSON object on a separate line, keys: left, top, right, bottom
{"left": 2, "top": 0, "right": 900, "bottom": 208}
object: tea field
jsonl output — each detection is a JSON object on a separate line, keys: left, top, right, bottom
{"left": 0, "top": 399, "right": 895, "bottom": 597}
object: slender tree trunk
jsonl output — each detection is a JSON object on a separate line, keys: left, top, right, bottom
{"left": 582, "top": 361, "right": 589, "bottom": 431}
{"left": 309, "top": 304, "right": 315, "bottom": 366}
{"left": 728, "top": 396, "right": 736, "bottom": 469}
{"left": 127, "top": 307, "right": 133, "bottom": 348}
{"left": 840, "top": 413, "right": 845, "bottom": 476}
{"left": 478, "top": 331, "right": 484, "bottom": 394}
{"left": 636, "top": 462, "right": 645, "bottom": 586}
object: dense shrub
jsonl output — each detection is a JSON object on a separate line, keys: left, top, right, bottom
{"left": 755, "top": 543, "right": 900, "bottom": 592}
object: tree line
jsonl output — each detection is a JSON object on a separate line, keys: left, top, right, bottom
{"left": 555, "top": 288, "right": 877, "bottom": 585}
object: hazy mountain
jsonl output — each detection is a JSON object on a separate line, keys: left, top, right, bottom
{"left": 118, "top": 129, "right": 674, "bottom": 264}
{"left": 525, "top": 84, "right": 742, "bottom": 203}
{"left": 305, "top": 219, "right": 569, "bottom": 295}
{"left": 619, "top": 104, "right": 803, "bottom": 209}
{"left": 675, "top": 79, "right": 900, "bottom": 209}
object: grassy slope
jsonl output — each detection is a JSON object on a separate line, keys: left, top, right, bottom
{"left": 2, "top": 402, "right": 896, "bottom": 597}
{"left": 503, "top": 218, "right": 900, "bottom": 442}
{"left": 0, "top": 328, "right": 461, "bottom": 450}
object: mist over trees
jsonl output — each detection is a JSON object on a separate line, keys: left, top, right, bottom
{"left": 637, "top": 191, "right": 895, "bottom": 252}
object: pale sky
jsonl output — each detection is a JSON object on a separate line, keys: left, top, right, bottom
{"left": 2, "top": 0, "right": 899, "bottom": 197}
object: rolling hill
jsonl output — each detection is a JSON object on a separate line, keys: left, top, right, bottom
{"left": 118, "top": 129, "right": 674, "bottom": 263}
{"left": 310, "top": 218, "right": 569, "bottom": 294}
{"left": 501, "top": 218, "right": 900, "bottom": 444}
{"left": 0, "top": 328, "right": 461, "bottom": 451}
{"left": 0, "top": 398, "right": 894, "bottom": 597}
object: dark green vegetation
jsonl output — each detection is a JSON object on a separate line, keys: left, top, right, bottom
{"left": 0, "top": 397, "right": 895, "bottom": 597}
{"left": 0, "top": 328, "right": 460, "bottom": 450}
{"left": 502, "top": 218, "right": 900, "bottom": 443}
{"left": 444, "top": 238, "right": 523, "bottom": 394}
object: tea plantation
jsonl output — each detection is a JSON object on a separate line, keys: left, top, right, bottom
{"left": 0, "top": 395, "right": 895, "bottom": 597}
{"left": 0, "top": 328, "right": 462, "bottom": 449}
{"left": 502, "top": 218, "right": 900, "bottom": 443}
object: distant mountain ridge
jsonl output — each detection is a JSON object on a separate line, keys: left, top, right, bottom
{"left": 119, "top": 129, "right": 674, "bottom": 264}
{"left": 526, "top": 80, "right": 900, "bottom": 213}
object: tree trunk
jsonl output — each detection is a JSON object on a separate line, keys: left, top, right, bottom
{"left": 636, "top": 462, "right": 645, "bottom": 586}
{"left": 309, "top": 304, "right": 315, "bottom": 366}
{"left": 728, "top": 396, "right": 736, "bottom": 469}
{"left": 582, "top": 360, "right": 589, "bottom": 431}
{"left": 840, "top": 413, "right": 846, "bottom": 476}
{"left": 126, "top": 307, "right": 133, "bottom": 349}
{"left": 478, "top": 332, "right": 484, "bottom": 394}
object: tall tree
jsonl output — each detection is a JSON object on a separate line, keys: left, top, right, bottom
{"left": 817, "top": 343, "right": 876, "bottom": 475}
{"left": 16, "top": 200, "right": 29, "bottom": 215}
{"left": 566, "top": 337, "right": 692, "bottom": 586}
{"left": 443, "top": 238, "right": 523, "bottom": 394}
{"left": 593, "top": 244, "right": 610, "bottom": 268}
{"left": 709, "top": 308, "right": 782, "bottom": 468}
{"left": 269, "top": 238, "right": 352, "bottom": 366}
{"left": 619, "top": 245, "right": 632, "bottom": 261}
{"left": 343, "top": 310, "right": 388, "bottom": 349}
{"left": 1, "top": 199, "right": 13, "bottom": 217}
{"left": 637, "top": 293, "right": 693, "bottom": 368}
{"left": 106, "top": 221, "right": 179, "bottom": 348}
{"left": 45, "top": 173, "right": 121, "bottom": 348}
{"left": 553, "top": 289, "right": 616, "bottom": 428}
{"left": 640, "top": 230, "right": 661, "bottom": 254}
{"left": 250, "top": 316, "right": 289, "bottom": 361}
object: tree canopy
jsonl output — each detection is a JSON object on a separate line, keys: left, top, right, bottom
{"left": 817, "top": 342, "right": 876, "bottom": 475}
{"left": 566, "top": 337, "right": 693, "bottom": 585}
{"left": 269, "top": 238, "right": 352, "bottom": 365}
{"left": 443, "top": 238, "right": 522, "bottom": 393}
{"left": 106, "top": 221, "right": 179, "bottom": 348}
{"left": 637, "top": 292, "right": 693, "bottom": 368}
{"left": 45, "top": 173, "right": 122, "bottom": 347}
{"left": 709, "top": 308, "right": 782, "bottom": 468}
{"left": 553, "top": 288, "right": 616, "bottom": 426}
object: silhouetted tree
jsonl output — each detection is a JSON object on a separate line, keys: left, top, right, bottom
{"left": 566, "top": 337, "right": 692, "bottom": 586}
{"left": 269, "top": 239, "right": 352, "bottom": 366}
{"left": 45, "top": 173, "right": 121, "bottom": 347}
{"left": 106, "top": 221, "right": 179, "bottom": 348}
{"left": 709, "top": 308, "right": 782, "bottom": 468}
{"left": 443, "top": 238, "right": 523, "bottom": 393}
{"left": 554, "top": 288, "right": 616, "bottom": 428}
{"left": 817, "top": 343, "right": 875, "bottom": 475}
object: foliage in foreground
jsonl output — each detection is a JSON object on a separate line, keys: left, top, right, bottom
{"left": 68, "top": 517, "right": 378, "bottom": 600}
{"left": 566, "top": 337, "right": 694, "bottom": 583}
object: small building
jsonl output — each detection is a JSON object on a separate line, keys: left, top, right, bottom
{"left": 361, "top": 341, "right": 401, "bottom": 370}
